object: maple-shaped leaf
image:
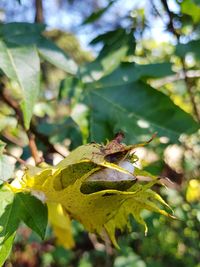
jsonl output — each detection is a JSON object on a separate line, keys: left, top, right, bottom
{"left": 15, "top": 136, "right": 173, "bottom": 247}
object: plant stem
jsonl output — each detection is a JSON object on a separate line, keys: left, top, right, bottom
{"left": 160, "top": 0, "right": 200, "bottom": 122}
{"left": 4, "top": 150, "right": 27, "bottom": 165}
{"left": 0, "top": 83, "right": 64, "bottom": 165}
{"left": 181, "top": 59, "right": 200, "bottom": 122}
{"left": 160, "top": 0, "right": 180, "bottom": 38}
{"left": 27, "top": 131, "right": 43, "bottom": 164}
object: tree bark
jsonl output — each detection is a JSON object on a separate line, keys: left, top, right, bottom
{"left": 35, "top": 0, "right": 44, "bottom": 23}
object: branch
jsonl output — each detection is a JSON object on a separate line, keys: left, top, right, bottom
{"left": 0, "top": 83, "right": 24, "bottom": 125}
{"left": 1, "top": 132, "right": 24, "bottom": 147}
{"left": 4, "top": 150, "right": 27, "bottom": 165}
{"left": 160, "top": 0, "right": 200, "bottom": 122}
{"left": 151, "top": 70, "right": 200, "bottom": 87}
{"left": 151, "top": 0, "right": 165, "bottom": 21}
{"left": 0, "top": 86, "right": 42, "bottom": 163}
{"left": 181, "top": 60, "right": 200, "bottom": 122}
{"left": 35, "top": 0, "right": 44, "bottom": 23}
{"left": 29, "top": 124, "right": 64, "bottom": 156}
{"left": 0, "top": 83, "right": 65, "bottom": 164}
{"left": 27, "top": 131, "right": 43, "bottom": 165}
{"left": 160, "top": 0, "right": 180, "bottom": 39}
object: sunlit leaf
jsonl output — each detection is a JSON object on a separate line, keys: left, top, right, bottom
{"left": 90, "top": 62, "right": 174, "bottom": 88}
{"left": 0, "top": 22, "right": 77, "bottom": 77}
{"left": 37, "top": 37, "right": 78, "bottom": 75}
{"left": 0, "top": 189, "right": 47, "bottom": 243}
{"left": 48, "top": 203, "right": 75, "bottom": 249}
{"left": 0, "top": 233, "right": 15, "bottom": 266}
{"left": 84, "top": 81, "right": 199, "bottom": 143}
{"left": 0, "top": 40, "right": 40, "bottom": 129}
{"left": 0, "top": 155, "right": 15, "bottom": 182}
{"left": 181, "top": 0, "right": 200, "bottom": 23}
{"left": 17, "top": 139, "right": 173, "bottom": 247}
{"left": 0, "top": 187, "right": 15, "bottom": 244}
{"left": 83, "top": 28, "right": 136, "bottom": 78}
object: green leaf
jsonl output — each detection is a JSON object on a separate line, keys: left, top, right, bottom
{"left": 0, "top": 155, "right": 15, "bottom": 182}
{"left": 58, "top": 77, "right": 75, "bottom": 100}
{"left": 0, "top": 23, "right": 77, "bottom": 75}
{"left": 83, "top": 1, "right": 114, "bottom": 25}
{"left": 80, "top": 29, "right": 136, "bottom": 82}
{"left": 89, "top": 28, "right": 135, "bottom": 76}
{"left": 97, "top": 28, "right": 135, "bottom": 58}
{"left": 144, "top": 161, "right": 164, "bottom": 176}
{"left": 0, "top": 187, "right": 15, "bottom": 242}
{"left": 16, "top": 193, "right": 48, "bottom": 239}
{"left": 0, "top": 190, "right": 48, "bottom": 242}
{"left": 37, "top": 117, "right": 82, "bottom": 150}
{"left": 84, "top": 81, "right": 199, "bottom": 143}
{"left": 0, "top": 188, "right": 16, "bottom": 265}
{"left": 37, "top": 37, "right": 77, "bottom": 75}
{"left": 101, "top": 46, "right": 129, "bottom": 75}
{"left": 193, "top": 0, "right": 200, "bottom": 6}
{"left": 0, "top": 40, "right": 40, "bottom": 129}
{"left": 0, "top": 22, "right": 45, "bottom": 45}
{"left": 90, "top": 28, "right": 127, "bottom": 46}
{"left": 0, "top": 116, "right": 17, "bottom": 132}
{"left": 176, "top": 39, "right": 200, "bottom": 60}
{"left": 135, "top": 62, "right": 174, "bottom": 79}
{"left": 19, "top": 140, "right": 173, "bottom": 248}
{"left": 181, "top": 0, "right": 200, "bottom": 23}
{"left": 91, "top": 62, "right": 174, "bottom": 88}
{"left": 0, "top": 233, "right": 15, "bottom": 266}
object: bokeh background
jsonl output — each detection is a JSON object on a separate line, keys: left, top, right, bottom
{"left": 0, "top": 0, "right": 199, "bottom": 266}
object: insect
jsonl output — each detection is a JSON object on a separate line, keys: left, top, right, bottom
{"left": 100, "top": 132, "right": 140, "bottom": 164}
{"left": 81, "top": 132, "right": 138, "bottom": 194}
{"left": 81, "top": 132, "right": 157, "bottom": 194}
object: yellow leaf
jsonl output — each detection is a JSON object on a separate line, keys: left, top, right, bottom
{"left": 48, "top": 202, "right": 75, "bottom": 249}
{"left": 17, "top": 140, "right": 172, "bottom": 247}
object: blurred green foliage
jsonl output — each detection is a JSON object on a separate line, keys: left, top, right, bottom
{"left": 0, "top": 0, "right": 200, "bottom": 266}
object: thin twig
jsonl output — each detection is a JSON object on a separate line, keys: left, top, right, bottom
{"left": 160, "top": 0, "right": 180, "bottom": 38}
{"left": 159, "top": 0, "right": 200, "bottom": 122}
{"left": 151, "top": 70, "right": 200, "bottom": 87}
{"left": 30, "top": 124, "right": 64, "bottom": 157}
{"left": 0, "top": 83, "right": 65, "bottom": 164}
{"left": 0, "top": 84, "right": 41, "bottom": 163}
{"left": 0, "top": 83, "right": 24, "bottom": 125}
{"left": 27, "top": 131, "right": 43, "bottom": 164}
{"left": 1, "top": 132, "right": 24, "bottom": 147}
{"left": 4, "top": 150, "right": 27, "bottom": 165}
{"left": 181, "top": 59, "right": 200, "bottom": 122}
{"left": 151, "top": 0, "right": 164, "bottom": 21}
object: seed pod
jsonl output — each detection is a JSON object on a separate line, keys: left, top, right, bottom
{"left": 81, "top": 160, "right": 136, "bottom": 194}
